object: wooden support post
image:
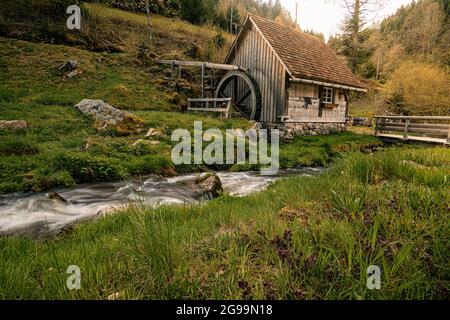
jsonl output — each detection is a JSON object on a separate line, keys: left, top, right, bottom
{"left": 447, "top": 125, "right": 450, "bottom": 145}
{"left": 375, "top": 118, "right": 379, "bottom": 136}
{"left": 201, "top": 63, "right": 206, "bottom": 99}
{"left": 403, "top": 119, "right": 410, "bottom": 141}
{"left": 171, "top": 61, "right": 175, "bottom": 78}
{"left": 233, "top": 77, "right": 238, "bottom": 104}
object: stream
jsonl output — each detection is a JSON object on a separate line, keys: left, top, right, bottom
{"left": 0, "top": 168, "right": 322, "bottom": 239}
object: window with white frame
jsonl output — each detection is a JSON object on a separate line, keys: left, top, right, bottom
{"left": 322, "top": 87, "right": 334, "bottom": 104}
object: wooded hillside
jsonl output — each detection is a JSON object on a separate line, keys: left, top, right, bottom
{"left": 98, "top": 0, "right": 297, "bottom": 30}
{"left": 330, "top": 0, "right": 449, "bottom": 116}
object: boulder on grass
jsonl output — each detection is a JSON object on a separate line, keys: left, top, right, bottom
{"left": 74, "top": 99, "right": 145, "bottom": 135}
{"left": 132, "top": 139, "right": 160, "bottom": 146}
{"left": 145, "top": 128, "right": 161, "bottom": 138}
{"left": 0, "top": 120, "right": 27, "bottom": 131}
{"left": 58, "top": 60, "right": 78, "bottom": 71}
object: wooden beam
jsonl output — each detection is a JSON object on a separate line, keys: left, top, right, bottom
{"left": 374, "top": 116, "right": 450, "bottom": 121}
{"left": 235, "top": 90, "right": 251, "bottom": 107}
{"left": 447, "top": 125, "right": 450, "bottom": 144}
{"left": 377, "top": 123, "right": 449, "bottom": 130}
{"left": 201, "top": 63, "right": 205, "bottom": 99}
{"left": 188, "top": 108, "right": 230, "bottom": 113}
{"left": 403, "top": 119, "right": 410, "bottom": 141}
{"left": 375, "top": 118, "right": 380, "bottom": 136}
{"left": 373, "top": 115, "right": 450, "bottom": 145}
{"left": 283, "top": 118, "right": 347, "bottom": 123}
{"left": 188, "top": 98, "right": 232, "bottom": 102}
{"left": 379, "top": 126, "right": 448, "bottom": 135}
{"left": 157, "top": 60, "right": 242, "bottom": 71}
{"left": 377, "top": 134, "right": 449, "bottom": 146}
{"left": 292, "top": 77, "right": 367, "bottom": 93}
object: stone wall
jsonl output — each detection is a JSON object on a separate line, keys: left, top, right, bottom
{"left": 269, "top": 122, "right": 347, "bottom": 141}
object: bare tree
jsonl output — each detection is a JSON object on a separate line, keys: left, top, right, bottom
{"left": 145, "top": 0, "right": 152, "bottom": 39}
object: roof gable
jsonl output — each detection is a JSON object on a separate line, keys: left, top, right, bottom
{"left": 227, "top": 14, "right": 365, "bottom": 90}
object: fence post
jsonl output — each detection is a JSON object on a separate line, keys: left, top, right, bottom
{"left": 403, "top": 119, "right": 410, "bottom": 141}
{"left": 201, "top": 63, "right": 206, "bottom": 99}
{"left": 225, "top": 99, "right": 231, "bottom": 119}
{"left": 447, "top": 125, "right": 450, "bottom": 145}
{"left": 171, "top": 61, "right": 175, "bottom": 79}
{"left": 374, "top": 118, "right": 379, "bottom": 136}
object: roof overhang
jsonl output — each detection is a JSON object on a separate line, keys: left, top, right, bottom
{"left": 224, "top": 15, "right": 251, "bottom": 64}
{"left": 225, "top": 14, "right": 290, "bottom": 76}
{"left": 291, "top": 77, "right": 367, "bottom": 93}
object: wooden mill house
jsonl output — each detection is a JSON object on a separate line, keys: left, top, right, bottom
{"left": 224, "top": 13, "right": 366, "bottom": 135}
{"left": 159, "top": 13, "right": 367, "bottom": 136}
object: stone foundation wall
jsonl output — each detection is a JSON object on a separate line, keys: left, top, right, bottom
{"left": 269, "top": 122, "right": 347, "bottom": 140}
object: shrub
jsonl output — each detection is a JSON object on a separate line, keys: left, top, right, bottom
{"left": 53, "top": 152, "right": 126, "bottom": 183}
{"left": 0, "top": 0, "right": 73, "bottom": 43}
{"left": 22, "top": 170, "right": 75, "bottom": 193}
{"left": 385, "top": 60, "right": 450, "bottom": 115}
{"left": 0, "top": 138, "right": 39, "bottom": 156}
{"left": 214, "top": 33, "right": 226, "bottom": 48}
{"left": 97, "top": 0, "right": 180, "bottom": 16}
{"left": 126, "top": 154, "right": 173, "bottom": 175}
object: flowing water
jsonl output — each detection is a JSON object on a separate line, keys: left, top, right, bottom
{"left": 0, "top": 168, "right": 322, "bottom": 238}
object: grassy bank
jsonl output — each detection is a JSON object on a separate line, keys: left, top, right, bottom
{"left": 0, "top": 3, "right": 238, "bottom": 193}
{"left": 0, "top": 147, "right": 448, "bottom": 299}
{"left": 0, "top": 3, "right": 383, "bottom": 193}
{"left": 0, "top": 37, "right": 381, "bottom": 193}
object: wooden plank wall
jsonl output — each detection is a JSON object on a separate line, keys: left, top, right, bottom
{"left": 227, "top": 23, "right": 287, "bottom": 123}
{"left": 287, "top": 83, "right": 347, "bottom": 122}
{"left": 322, "top": 89, "right": 347, "bottom": 120}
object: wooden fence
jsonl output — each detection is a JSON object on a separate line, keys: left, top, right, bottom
{"left": 374, "top": 116, "right": 450, "bottom": 145}
{"left": 187, "top": 98, "right": 232, "bottom": 118}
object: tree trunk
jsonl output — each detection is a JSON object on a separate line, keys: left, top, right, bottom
{"left": 145, "top": 0, "right": 152, "bottom": 39}
{"left": 351, "top": 0, "right": 361, "bottom": 74}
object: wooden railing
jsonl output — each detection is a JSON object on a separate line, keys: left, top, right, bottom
{"left": 187, "top": 98, "right": 232, "bottom": 118}
{"left": 374, "top": 116, "right": 450, "bottom": 145}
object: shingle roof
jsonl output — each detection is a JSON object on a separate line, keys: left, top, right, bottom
{"left": 244, "top": 14, "right": 365, "bottom": 89}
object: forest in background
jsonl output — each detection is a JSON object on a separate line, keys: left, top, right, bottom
{"left": 329, "top": 0, "right": 449, "bottom": 116}
{"left": 0, "top": 0, "right": 448, "bottom": 116}
{"left": 99, "top": 0, "right": 298, "bottom": 30}
{"left": 99, "top": 0, "right": 450, "bottom": 116}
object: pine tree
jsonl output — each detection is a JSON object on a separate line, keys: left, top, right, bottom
{"left": 336, "top": 0, "right": 382, "bottom": 74}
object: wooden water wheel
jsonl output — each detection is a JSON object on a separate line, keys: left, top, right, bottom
{"left": 215, "top": 71, "right": 261, "bottom": 121}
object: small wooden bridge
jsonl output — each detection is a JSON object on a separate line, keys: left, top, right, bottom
{"left": 374, "top": 116, "right": 450, "bottom": 146}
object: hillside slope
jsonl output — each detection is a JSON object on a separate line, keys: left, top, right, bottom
{"left": 0, "top": 5, "right": 380, "bottom": 193}
{"left": 0, "top": 5, "right": 242, "bottom": 193}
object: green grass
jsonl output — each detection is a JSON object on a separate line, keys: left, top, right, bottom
{"left": 279, "top": 131, "right": 381, "bottom": 167}
{"left": 0, "top": 34, "right": 250, "bottom": 193}
{"left": 0, "top": 4, "right": 384, "bottom": 194}
{"left": 0, "top": 6, "right": 252, "bottom": 193}
{"left": 0, "top": 35, "right": 381, "bottom": 193}
{"left": 0, "top": 3, "right": 448, "bottom": 301}
{"left": 0, "top": 147, "right": 448, "bottom": 299}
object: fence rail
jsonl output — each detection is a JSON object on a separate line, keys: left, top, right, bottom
{"left": 187, "top": 98, "right": 232, "bottom": 118}
{"left": 374, "top": 116, "right": 450, "bottom": 145}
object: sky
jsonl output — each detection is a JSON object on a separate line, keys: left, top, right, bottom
{"left": 280, "top": 0, "right": 414, "bottom": 40}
